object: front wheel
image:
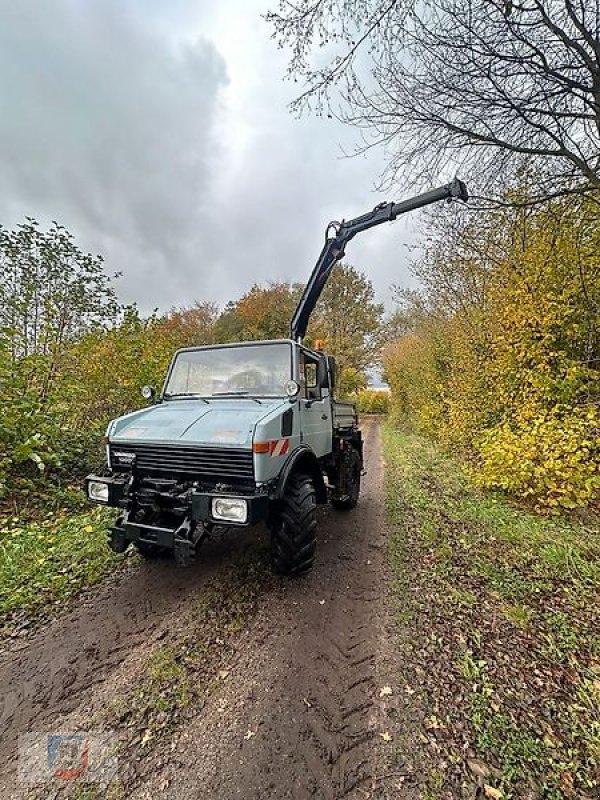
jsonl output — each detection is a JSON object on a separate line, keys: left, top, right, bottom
{"left": 134, "top": 541, "right": 170, "bottom": 560}
{"left": 331, "top": 447, "right": 361, "bottom": 511}
{"left": 271, "top": 472, "right": 317, "bottom": 576}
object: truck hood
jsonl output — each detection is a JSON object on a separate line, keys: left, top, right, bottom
{"left": 109, "top": 398, "right": 287, "bottom": 448}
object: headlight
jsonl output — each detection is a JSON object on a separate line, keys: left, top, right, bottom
{"left": 211, "top": 497, "right": 248, "bottom": 524}
{"left": 88, "top": 480, "right": 109, "bottom": 504}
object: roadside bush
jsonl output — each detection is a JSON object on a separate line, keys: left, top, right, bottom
{"left": 353, "top": 389, "right": 390, "bottom": 414}
{"left": 0, "top": 351, "right": 104, "bottom": 511}
{"left": 475, "top": 405, "right": 600, "bottom": 511}
{"left": 383, "top": 191, "right": 600, "bottom": 511}
{"left": 383, "top": 333, "right": 446, "bottom": 435}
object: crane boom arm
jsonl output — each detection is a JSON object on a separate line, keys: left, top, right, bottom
{"left": 290, "top": 177, "right": 468, "bottom": 341}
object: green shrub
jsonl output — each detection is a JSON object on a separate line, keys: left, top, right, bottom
{"left": 382, "top": 193, "right": 600, "bottom": 511}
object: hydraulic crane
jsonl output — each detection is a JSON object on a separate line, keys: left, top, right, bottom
{"left": 290, "top": 177, "right": 469, "bottom": 341}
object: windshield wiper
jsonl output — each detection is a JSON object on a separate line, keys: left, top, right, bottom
{"left": 211, "top": 390, "right": 263, "bottom": 404}
{"left": 164, "top": 393, "right": 209, "bottom": 403}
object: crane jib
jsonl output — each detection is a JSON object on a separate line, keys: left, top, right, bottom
{"left": 289, "top": 178, "right": 468, "bottom": 342}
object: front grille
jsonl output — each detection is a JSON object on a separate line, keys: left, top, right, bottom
{"left": 110, "top": 443, "right": 254, "bottom": 483}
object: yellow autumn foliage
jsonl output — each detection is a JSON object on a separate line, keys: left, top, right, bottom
{"left": 475, "top": 405, "right": 600, "bottom": 510}
{"left": 383, "top": 192, "right": 600, "bottom": 511}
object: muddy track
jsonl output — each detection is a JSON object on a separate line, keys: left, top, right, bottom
{"left": 0, "top": 525, "right": 264, "bottom": 783}
{"left": 0, "top": 417, "right": 387, "bottom": 800}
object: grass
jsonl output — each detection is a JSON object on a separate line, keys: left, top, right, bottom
{"left": 0, "top": 505, "right": 121, "bottom": 628}
{"left": 136, "top": 646, "right": 193, "bottom": 714}
{"left": 382, "top": 424, "right": 600, "bottom": 799}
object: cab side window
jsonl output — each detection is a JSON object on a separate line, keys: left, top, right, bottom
{"left": 305, "top": 362, "right": 317, "bottom": 390}
{"left": 301, "top": 353, "right": 321, "bottom": 400}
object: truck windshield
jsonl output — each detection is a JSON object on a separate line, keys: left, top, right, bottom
{"left": 164, "top": 343, "right": 292, "bottom": 398}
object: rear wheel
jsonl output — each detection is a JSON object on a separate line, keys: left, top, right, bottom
{"left": 331, "top": 447, "right": 361, "bottom": 510}
{"left": 271, "top": 472, "right": 317, "bottom": 576}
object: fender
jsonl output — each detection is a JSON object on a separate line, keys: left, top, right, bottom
{"left": 275, "top": 445, "right": 328, "bottom": 504}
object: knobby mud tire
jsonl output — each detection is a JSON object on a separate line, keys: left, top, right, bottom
{"left": 271, "top": 472, "right": 317, "bottom": 576}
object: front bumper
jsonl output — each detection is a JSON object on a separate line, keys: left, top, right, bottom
{"left": 108, "top": 492, "right": 269, "bottom": 559}
{"left": 85, "top": 473, "right": 269, "bottom": 528}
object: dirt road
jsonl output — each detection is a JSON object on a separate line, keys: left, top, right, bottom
{"left": 0, "top": 417, "right": 393, "bottom": 799}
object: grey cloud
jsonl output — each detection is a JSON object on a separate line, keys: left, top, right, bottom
{"left": 191, "top": 6, "right": 421, "bottom": 309}
{"left": 0, "top": 0, "right": 419, "bottom": 316}
{"left": 0, "top": 0, "right": 227, "bottom": 309}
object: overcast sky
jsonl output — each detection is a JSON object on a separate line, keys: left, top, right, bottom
{"left": 0, "top": 0, "right": 422, "bottom": 314}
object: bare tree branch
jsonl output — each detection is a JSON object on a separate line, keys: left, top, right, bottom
{"left": 268, "top": 0, "right": 600, "bottom": 200}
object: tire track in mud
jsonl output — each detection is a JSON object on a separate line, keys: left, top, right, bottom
{"left": 0, "top": 523, "right": 263, "bottom": 785}
{"left": 131, "top": 417, "right": 385, "bottom": 800}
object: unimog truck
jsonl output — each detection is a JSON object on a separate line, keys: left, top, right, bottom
{"left": 85, "top": 179, "right": 468, "bottom": 574}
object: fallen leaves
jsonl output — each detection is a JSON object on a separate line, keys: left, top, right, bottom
{"left": 244, "top": 729, "right": 256, "bottom": 740}
{"left": 483, "top": 785, "right": 502, "bottom": 799}
{"left": 559, "top": 771, "right": 574, "bottom": 797}
{"left": 379, "top": 685, "right": 393, "bottom": 698}
{"left": 425, "top": 714, "right": 446, "bottom": 730}
{"left": 140, "top": 729, "right": 153, "bottom": 747}
{"left": 380, "top": 731, "right": 392, "bottom": 742}
{"left": 466, "top": 758, "right": 491, "bottom": 780}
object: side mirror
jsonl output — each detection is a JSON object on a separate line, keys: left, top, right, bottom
{"left": 141, "top": 385, "right": 156, "bottom": 401}
{"left": 316, "top": 358, "right": 329, "bottom": 390}
{"left": 327, "top": 357, "right": 337, "bottom": 390}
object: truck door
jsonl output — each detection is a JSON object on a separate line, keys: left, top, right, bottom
{"left": 298, "top": 350, "right": 333, "bottom": 458}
